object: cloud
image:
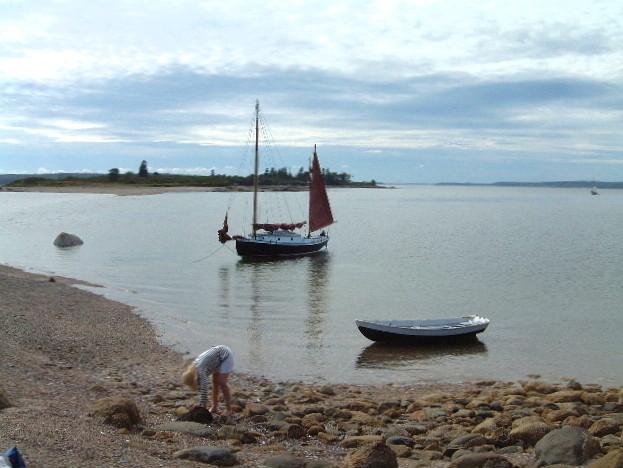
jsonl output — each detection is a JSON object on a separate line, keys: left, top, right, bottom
{"left": 1, "top": 0, "right": 622, "bottom": 181}
{"left": 1, "top": 65, "right": 621, "bottom": 157}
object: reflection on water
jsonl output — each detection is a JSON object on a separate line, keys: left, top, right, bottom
{"left": 356, "top": 340, "right": 488, "bottom": 370}
{"left": 223, "top": 252, "right": 331, "bottom": 371}
{"left": 304, "top": 254, "right": 330, "bottom": 349}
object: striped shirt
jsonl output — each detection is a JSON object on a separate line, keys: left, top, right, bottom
{"left": 194, "top": 345, "right": 231, "bottom": 406}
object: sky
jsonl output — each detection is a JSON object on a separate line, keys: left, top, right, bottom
{"left": 1, "top": 0, "right": 622, "bottom": 183}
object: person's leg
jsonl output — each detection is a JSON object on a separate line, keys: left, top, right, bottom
{"left": 214, "top": 351, "right": 234, "bottom": 415}
{"left": 217, "top": 373, "right": 232, "bottom": 416}
{"left": 210, "top": 372, "right": 220, "bottom": 413}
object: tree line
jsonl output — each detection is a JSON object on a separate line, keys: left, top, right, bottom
{"left": 103, "top": 161, "right": 373, "bottom": 187}
{"left": 6, "top": 160, "right": 377, "bottom": 188}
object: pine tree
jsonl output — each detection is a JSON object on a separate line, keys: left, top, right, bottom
{"left": 138, "top": 160, "right": 149, "bottom": 177}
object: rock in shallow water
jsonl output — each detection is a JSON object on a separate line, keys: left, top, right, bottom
{"left": 53, "top": 232, "right": 83, "bottom": 247}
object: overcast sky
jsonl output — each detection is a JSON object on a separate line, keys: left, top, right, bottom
{"left": 1, "top": 0, "right": 622, "bottom": 182}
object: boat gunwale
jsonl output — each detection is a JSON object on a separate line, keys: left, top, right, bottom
{"left": 355, "top": 316, "right": 489, "bottom": 337}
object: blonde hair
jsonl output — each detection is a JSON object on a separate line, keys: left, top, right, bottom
{"left": 182, "top": 363, "right": 198, "bottom": 390}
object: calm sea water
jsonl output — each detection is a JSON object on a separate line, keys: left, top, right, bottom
{"left": 1, "top": 186, "right": 622, "bottom": 386}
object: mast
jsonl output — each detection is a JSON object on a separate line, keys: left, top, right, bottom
{"left": 252, "top": 100, "right": 259, "bottom": 237}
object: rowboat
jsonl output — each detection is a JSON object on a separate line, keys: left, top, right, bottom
{"left": 355, "top": 315, "right": 489, "bottom": 344}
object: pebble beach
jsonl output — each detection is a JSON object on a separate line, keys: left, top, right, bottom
{"left": 1, "top": 264, "right": 622, "bottom": 468}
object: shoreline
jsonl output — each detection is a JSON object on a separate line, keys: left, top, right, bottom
{"left": 1, "top": 264, "right": 621, "bottom": 467}
{"left": 1, "top": 184, "right": 385, "bottom": 196}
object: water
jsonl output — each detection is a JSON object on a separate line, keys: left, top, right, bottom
{"left": 1, "top": 186, "right": 622, "bottom": 386}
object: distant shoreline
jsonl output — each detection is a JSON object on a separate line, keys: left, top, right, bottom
{"left": 435, "top": 181, "right": 620, "bottom": 189}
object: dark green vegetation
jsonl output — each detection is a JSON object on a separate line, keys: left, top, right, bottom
{"left": 4, "top": 165, "right": 377, "bottom": 188}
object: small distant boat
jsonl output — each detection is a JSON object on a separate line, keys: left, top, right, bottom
{"left": 355, "top": 315, "right": 490, "bottom": 344}
{"left": 590, "top": 179, "right": 599, "bottom": 195}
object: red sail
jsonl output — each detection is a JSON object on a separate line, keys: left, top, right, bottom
{"left": 309, "top": 147, "right": 334, "bottom": 232}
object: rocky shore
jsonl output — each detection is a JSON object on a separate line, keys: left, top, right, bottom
{"left": 1, "top": 264, "right": 622, "bottom": 467}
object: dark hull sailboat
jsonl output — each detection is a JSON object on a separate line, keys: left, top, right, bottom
{"left": 218, "top": 101, "right": 334, "bottom": 258}
{"left": 235, "top": 233, "right": 328, "bottom": 257}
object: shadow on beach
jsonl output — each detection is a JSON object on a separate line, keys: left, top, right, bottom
{"left": 356, "top": 340, "right": 488, "bottom": 370}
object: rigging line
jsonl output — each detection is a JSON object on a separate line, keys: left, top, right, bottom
{"left": 225, "top": 116, "right": 256, "bottom": 212}
{"left": 258, "top": 114, "right": 298, "bottom": 223}
{"left": 223, "top": 243, "right": 237, "bottom": 255}
{"left": 260, "top": 113, "right": 306, "bottom": 220}
{"left": 191, "top": 244, "right": 224, "bottom": 263}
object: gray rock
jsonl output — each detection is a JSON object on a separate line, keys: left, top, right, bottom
{"left": 152, "top": 421, "right": 215, "bottom": 437}
{"left": 378, "top": 400, "right": 402, "bottom": 412}
{"left": 173, "top": 446, "right": 237, "bottom": 466}
{"left": 53, "top": 232, "right": 83, "bottom": 247}
{"left": 449, "top": 452, "right": 513, "bottom": 468}
{"left": 387, "top": 435, "right": 415, "bottom": 447}
{"left": 535, "top": 426, "right": 601, "bottom": 466}
{"left": 497, "top": 445, "right": 523, "bottom": 454}
{"left": 262, "top": 454, "right": 307, "bottom": 468}
{"left": 444, "top": 434, "right": 489, "bottom": 457}
{"left": 404, "top": 424, "right": 429, "bottom": 435}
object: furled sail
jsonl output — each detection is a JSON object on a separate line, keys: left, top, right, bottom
{"left": 254, "top": 222, "right": 306, "bottom": 232}
{"left": 308, "top": 146, "right": 334, "bottom": 232}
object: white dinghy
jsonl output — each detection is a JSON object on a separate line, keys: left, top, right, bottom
{"left": 355, "top": 315, "right": 489, "bottom": 344}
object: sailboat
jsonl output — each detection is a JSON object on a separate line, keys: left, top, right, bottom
{"left": 218, "top": 101, "right": 334, "bottom": 258}
{"left": 590, "top": 183, "right": 599, "bottom": 195}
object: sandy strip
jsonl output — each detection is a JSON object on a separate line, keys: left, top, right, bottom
{"left": 1, "top": 185, "right": 310, "bottom": 196}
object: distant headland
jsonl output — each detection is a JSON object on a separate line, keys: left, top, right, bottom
{"left": 0, "top": 161, "right": 379, "bottom": 191}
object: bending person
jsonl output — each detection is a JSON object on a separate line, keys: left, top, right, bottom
{"left": 182, "top": 345, "right": 234, "bottom": 416}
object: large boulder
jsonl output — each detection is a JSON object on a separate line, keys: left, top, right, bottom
{"left": 535, "top": 426, "right": 601, "bottom": 466}
{"left": 173, "top": 446, "right": 237, "bottom": 465}
{"left": 343, "top": 441, "right": 398, "bottom": 468}
{"left": 0, "top": 385, "right": 11, "bottom": 409}
{"left": 53, "top": 232, "right": 84, "bottom": 247}
{"left": 90, "top": 396, "right": 142, "bottom": 429}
